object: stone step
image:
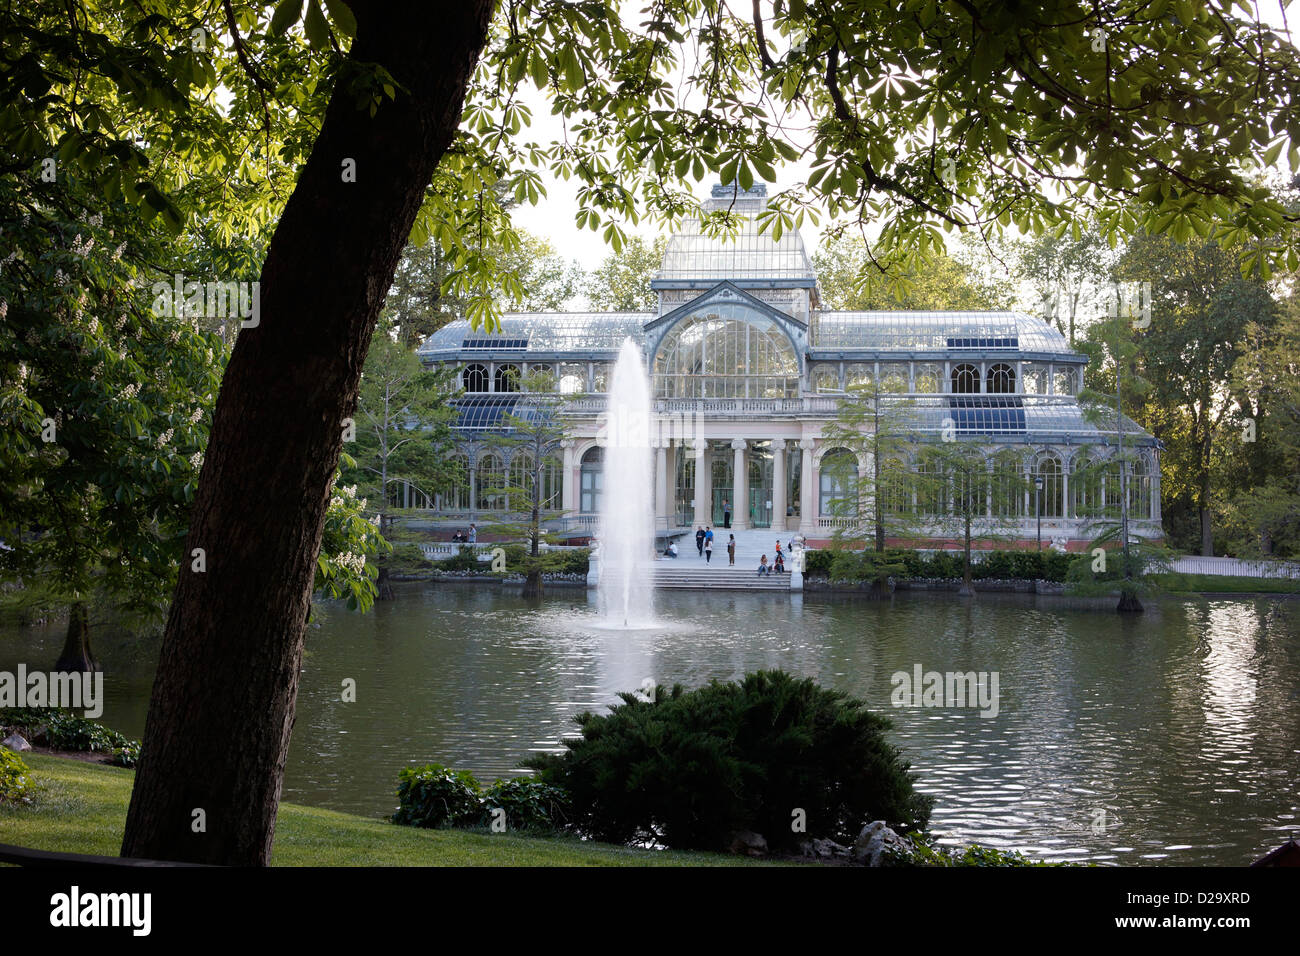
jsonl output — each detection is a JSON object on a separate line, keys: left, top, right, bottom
{"left": 650, "top": 566, "right": 793, "bottom": 590}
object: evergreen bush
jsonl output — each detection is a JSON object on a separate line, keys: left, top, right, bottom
{"left": 526, "top": 670, "right": 932, "bottom": 851}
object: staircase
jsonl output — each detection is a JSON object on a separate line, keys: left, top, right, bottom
{"left": 652, "top": 563, "right": 791, "bottom": 590}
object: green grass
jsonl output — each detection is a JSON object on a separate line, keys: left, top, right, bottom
{"left": 1152, "top": 573, "right": 1300, "bottom": 595}
{"left": 0, "top": 754, "right": 777, "bottom": 866}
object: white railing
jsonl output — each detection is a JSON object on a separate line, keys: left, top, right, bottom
{"left": 559, "top": 397, "right": 844, "bottom": 417}
{"left": 1167, "top": 556, "right": 1300, "bottom": 580}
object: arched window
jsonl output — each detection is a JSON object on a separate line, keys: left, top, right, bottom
{"left": 845, "top": 363, "right": 874, "bottom": 390}
{"left": 1071, "top": 456, "right": 1102, "bottom": 518}
{"left": 654, "top": 304, "right": 799, "bottom": 398}
{"left": 1129, "top": 455, "right": 1151, "bottom": 520}
{"left": 1053, "top": 366, "right": 1077, "bottom": 396}
{"left": 879, "top": 363, "right": 909, "bottom": 393}
{"left": 1021, "top": 363, "right": 1048, "bottom": 395}
{"left": 1035, "top": 453, "right": 1064, "bottom": 518}
{"left": 811, "top": 367, "right": 840, "bottom": 394}
{"left": 592, "top": 365, "right": 609, "bottom": 393}
{"left": 580, "top": 446, "right": 603, "bottom": 514}
{"left": 819, "top": 448, "right": 857, "bottom": 516}
{"left": 476, "top": 453, "right": 505, "bottom": 510}
{"left": 951, "top": 363, "right": 980, "bottom": 394}
{"left": 509, "top": 453, "right": 562, "bottom": 511}
{"left": 987, "top": 363, "right": 1016, "bottom": 394}
{"left": 494, "top": 364, "right": 521, "bottom": 392}
{"left": 674, "top": 450, "right": 695, "bottom": 524}
{"left": 914, "top": 363, "right": 941, "bottom": 393}
{"left": 1103, "top": 457, "right": 1123, "bottom": 517}
{"left": 527, "top": 364, "right": 554, "bottom": 391}
{"left": 463, "top": 363, "right": 488, "bottom": 392}
{"left": 558, "top": 363, "right": 585, "bottom": 395}
{"left": 991, "top": 450, "right": 1026, "bottom": 517}
{"left": 508, "top": 454, "right": 529, "bottom": 510}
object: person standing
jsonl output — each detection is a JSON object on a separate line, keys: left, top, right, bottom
{"left": 695, "top": 526, "right": 706, "bottom": 556}
{"left": 727, "top": 533, "right": 735, "bottom": 566}
{"left": 704, "top": 535, "right": 713, "bottom": 563}
{"left": 705, "top": 526, "right": 714, "bottom": 553}
{"left": 468, "top": 523, "right": 477, "bottom": 544}
{"left": 722, "top": 499, "right": 731, "bottom": 529}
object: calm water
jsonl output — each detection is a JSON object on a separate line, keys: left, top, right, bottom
{"left": 4, "top": 585, "right": 1299, "bottom": 866}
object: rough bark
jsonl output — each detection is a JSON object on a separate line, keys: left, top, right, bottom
{"left": 1117, "top": 589, "right": 1144, "bottom": 613}
{"left": 54, "top": 600, "right": 95, "bottom": 672}
{"left": 121, "top": 0, "right": 494, "bottom": 865}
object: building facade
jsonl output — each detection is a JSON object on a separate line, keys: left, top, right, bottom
{"left": 416, "top": 184, "right": 1162, "bottom": 550}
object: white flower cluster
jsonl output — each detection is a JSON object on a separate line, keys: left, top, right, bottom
{"left": 188, "top": 407, "right": 202, "bottom": 424}
{"left": 116, "top": 313, "right": 127, "bottom": 331}
{"left": 156, "top": 428, "right": 173, "bottom": 447}
{"left": 88, "top": 213, "right": 103, "bottom": 228}
{"left": 167, "top": 327, "right": 180, "bottom": 345}
{"left": 0, "top": 300, "right": 7, "bottom": 320}
{"left": 88, "top": 317, "right": 99, "bottom": 335}
{"left": 121, "top": 383, "right": 139, "bottom": 400}
{"left": 70, "top": 234, "right": 95, "bottom": 257}
{"left": 335, "top": 552, "right": 366, "bottom": 575}
{"left": 189, "top": 451, "right": 203, "bottom": 469}
{"left": 112, "top": 242, "right": 126, "bottom": 261}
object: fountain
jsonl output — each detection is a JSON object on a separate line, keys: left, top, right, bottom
{"left": 595, "top": 338, "right": 656, "bottom": 627}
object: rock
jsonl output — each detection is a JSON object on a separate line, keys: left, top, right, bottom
{"left": 728, "top": 830, "right": 768, "bottom": 857}
{"left": 799, "top": 837, "right": 851, "bottom": 860}
{"left": 2, "top": 732, "right": 32, "bottom": 752}
{"left": 852, "top": 820, "right": 911, "bottom": 866}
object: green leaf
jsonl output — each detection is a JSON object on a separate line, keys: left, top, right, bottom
{"left": 270, "top": 0, "right": 304, "bottom": 36}
{"left": 322, "top": 0, "right": 357, "bottom": 38}
{"left": 303, "top": 0, "right": 330, "bottom": 49}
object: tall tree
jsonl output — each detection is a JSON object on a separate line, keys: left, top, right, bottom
{"left": 1105, "top": 233, "right": 1277, "bottom": 555}
{"left": 1014, "top": 225, "right": 1114, "bottom": 345}
{"left": 6, "top": 0, "right": 1294, "bottom": 865}
{"left": 584, "top": 235, "right": 667, "bottom": 311}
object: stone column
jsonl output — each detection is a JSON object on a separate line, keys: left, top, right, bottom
{"left": 731, "top": 438, "right": 749, "bottom": 530}
{"left": 771, "top": 439, "right": 786, "bottom": 534}
{"left": 559, "top": 440, "right": 576, "bottom": 516}
{"left": 799, "top": 438, "right": 816, "bottom": 535}
{"left": 655, "top": 443, "right": 669, "bottom": 529}
{"left": 693, "top": 438, "right": 709, "bottom": 526}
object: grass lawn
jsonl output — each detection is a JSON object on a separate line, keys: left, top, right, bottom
{"left": 0, "top": 754, "right": 776, "bottom": 866}
{"left": 1152, "top": 573, "right": 1300, "bottom": 595}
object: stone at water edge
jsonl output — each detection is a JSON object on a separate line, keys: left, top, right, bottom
{"left": 852, "top": 820, "right": 911, "bottom": 866}
{"left": 799, "top": 837, "right": 851, "bottom": 860}
{"left": 728, "top": 830, "right": 768, "bottom": 856}
{"left": 2, "top": 732, "right": 32, "bottom": 752}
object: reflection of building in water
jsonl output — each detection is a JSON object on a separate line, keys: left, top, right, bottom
{"left": 415, "top": 183, "right": 1162, "bottom": 549}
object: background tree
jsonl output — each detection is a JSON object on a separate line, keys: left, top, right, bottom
{"left": 339, "top": 324, "right": 458, "bottom": 598}
{"left": 479, "top": 369, "right": 566, "bottom": 598}
{"left": 1014, "top": 225, "right": 1114, "bottom": 345}
{"left": 813, "top": 235, "right": 1010, "bottom": 310}
{"left": 1104, "top": 233, "right": 1278, "bottom": 555}
{"left": 583, "top": 235, "right": 667, "bottom": 311}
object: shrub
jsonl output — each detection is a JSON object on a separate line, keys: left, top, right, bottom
{"left": 0, "top": 707, "right": 139, "bottom": 765}
{"left": 389, "top": 542, "right": 433, "bottom": 572}
{"left": 0, "top": 747, "right": 31, "bottom": 802}
{"left": 481, "top": 777, "right": 569, "bottom": 832}
{"left": 392, "top": 763, "right": 568, "bottom": 833}
{"left": 883, "top": 831, "right": 1058, "bottom": 867}
{"left": 803, "top": 549, "right": 834, "bottom": 577}
{"left": 526, "top": 669, "right": 933, "bottom": 852}
{"left": 551, "top": 547, "right": 590, "bottom": 575}
{"left": 392, "top": 763, "right": 483, "bottom": 828}
{"left": 436, "top": 545, "right": 483, "bottom": 573}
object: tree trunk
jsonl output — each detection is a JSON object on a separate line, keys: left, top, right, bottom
{"left": 1200, "top": 505, "right": 1214, "bottom": 557}
{"left": 522, "top": 568, "right": 543, "bottom": 599}
{"left": 121, "top": 0, "right": 494, "bottom": 866}
{"left": 1117, "top": 588, "right": 1144, "bottom": 613}
{"left": 54, "top": 600, "right": 95, "bottom": 672}
{"left": 959, "top": 516, "right": 974, "bottom": 597}
{"left": 376, "top": 564, "right": 395, "bottom": 601}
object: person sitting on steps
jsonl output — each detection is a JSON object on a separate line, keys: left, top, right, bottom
{"left": 757, "top": 554, "right": 770, "bottom": 576}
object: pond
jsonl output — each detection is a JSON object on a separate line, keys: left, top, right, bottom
{"left": 4, "top": 584, "right": 1298, "bottom": 866}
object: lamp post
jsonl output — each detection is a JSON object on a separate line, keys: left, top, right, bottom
{"left": 1034, "top": 475, "right": 1044, "bottom": 552}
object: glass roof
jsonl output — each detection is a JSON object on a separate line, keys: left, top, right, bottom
{"left": 813, "top": 311, "right": 1074, "bottom": 354}
{"left": 418, "top": 313, "right": 651, "bottom": 357}
{"left": 869, "top": 396, "right": 1155, "bottom": 445}
{"left": 656, "top": 216, "right": 816, "bottom": 283}
{"left": 453, "top": 395, "right": 560, "bottom": 432}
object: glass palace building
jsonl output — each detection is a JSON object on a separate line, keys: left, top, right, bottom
{"left": 416, "top": 184, "right": 1162, "bottom": 550}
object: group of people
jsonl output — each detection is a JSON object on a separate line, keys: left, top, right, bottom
{"left": 450, "top": 524, "right": 477, "bottom": 544}
{"left": 663, "top": 528, "right": 801, "bottom": 578}
{"left": 685, "top": 525, "right": 736, "bottom": 565}
{"left": 757, "top": 540, "right": 792, "bottom": 577}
